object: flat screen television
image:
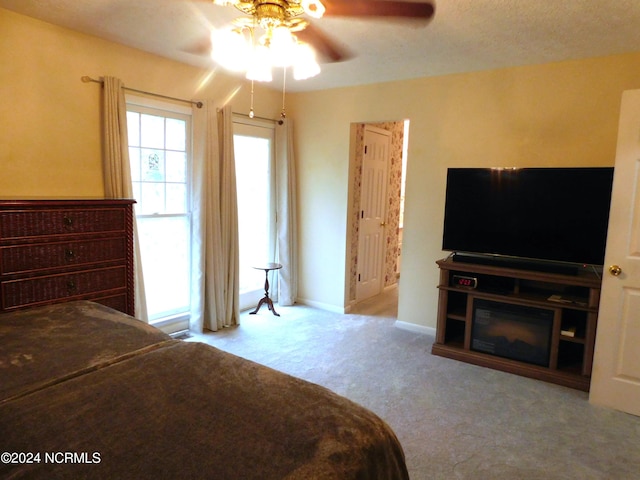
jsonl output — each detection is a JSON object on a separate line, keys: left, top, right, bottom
{"left": 442, "top": 167, "right": 614, "bottom": 268}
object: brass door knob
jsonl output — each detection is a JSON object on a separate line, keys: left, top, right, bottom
{"left": 609, "top": 265, "right": 622, "bottom": 276}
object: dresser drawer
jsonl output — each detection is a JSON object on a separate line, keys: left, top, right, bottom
{"left": 0, "top": 200, "right": 134, "bottom": 316}
{"left": 0, "top": 208, "right": 127, "bottom": 240}
{"left": 1, "top": 266, "right": 127, "bottom": 309}
{"left": 1, "top": 237, "right": 127, "bottom": 275}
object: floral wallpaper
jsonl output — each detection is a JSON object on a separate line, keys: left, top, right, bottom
{"left": 349, "top": 121, "right": 404, "bottom": 302}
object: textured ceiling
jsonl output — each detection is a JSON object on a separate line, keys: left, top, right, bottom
{"left": 2, "top": 0, "right": 640, "bottom": 92}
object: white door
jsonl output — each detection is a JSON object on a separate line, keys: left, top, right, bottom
{"left": 590, "top": 89, "right": 640, "bottom": 417}
{"left": 356, "top": 126, "right": 391, "bottom": 302}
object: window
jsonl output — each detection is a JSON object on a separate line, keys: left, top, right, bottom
{"left": 233, "top": 118, "right": 277, "bottom": 310}
{"left": 127, "top": 100, "right": 192, "bottom": 332}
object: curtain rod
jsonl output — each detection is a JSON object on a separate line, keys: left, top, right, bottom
{"left": 233, "top": 111, "right": 284, "bottom": 125}
{"left": 81, "top": 76, "right": 203, "bottom": 109}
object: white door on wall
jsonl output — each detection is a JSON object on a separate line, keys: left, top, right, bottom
{"left": 590, "top": 89, "right": 640, "bottom": 417}
{"left": 356, "top": 126, "right": 391, "bottom": 302}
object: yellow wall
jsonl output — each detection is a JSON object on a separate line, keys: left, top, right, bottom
{"left": 289, "top": 53, "right": 640, "bottom": 328}
{"left": 0, "top": 8, "right": 281, "bottom": 197}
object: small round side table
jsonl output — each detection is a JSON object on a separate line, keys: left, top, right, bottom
{"left": 249, "top": 262, "right": 283, "bottom": 316}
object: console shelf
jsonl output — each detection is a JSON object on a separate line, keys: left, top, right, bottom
{"left": 432, "top": 257, "right": 602, "bottom": 391}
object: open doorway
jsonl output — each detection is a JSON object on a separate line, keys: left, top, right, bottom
{"left": 347, "top": 119, "right": 409, "bottom": 310}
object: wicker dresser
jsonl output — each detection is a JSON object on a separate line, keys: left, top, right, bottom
{"left": 0, "top": 199, "right": 135, "bottom": 315}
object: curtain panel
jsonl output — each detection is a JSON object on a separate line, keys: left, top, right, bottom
{"left": 191, "top": 102, "right": 240, "bottom": 332}
{"left": 275, "top": 118, "right": 298, "bottom": 306}
{"left": 101, "top": 76, "right": 148, "bottom": 322}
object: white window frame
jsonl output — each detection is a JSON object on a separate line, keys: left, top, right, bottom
{"left": 126, "top": 95, "right": 193, "bottom": 334}
{"left": 233, "top": 115, "right": 278, "bottom": 311}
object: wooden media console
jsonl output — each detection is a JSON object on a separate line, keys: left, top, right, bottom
{"left": 432, "top": 257, "right": 602, "bottom": 391}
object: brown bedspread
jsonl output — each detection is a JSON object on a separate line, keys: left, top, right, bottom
{"left": 0, "top": 302, "right": 408, "bottom": 479}
{"left": 0, "top": 301, "right": 172, "bottom": 401}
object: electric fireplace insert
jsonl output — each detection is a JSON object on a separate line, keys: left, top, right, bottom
{"left": 471, "top": 299, "right": 554, "bottom": 367}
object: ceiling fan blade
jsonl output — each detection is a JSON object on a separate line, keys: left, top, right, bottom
{"left": 182, "top": 37, "right": 212, "bottom": 56}
{"left": 296, "top": 24, "right": 352, "bottom": 63}
{"left": 322, "top": 0, "right": 435, "bottom": 20}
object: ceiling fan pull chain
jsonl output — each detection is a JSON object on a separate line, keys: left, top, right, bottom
{"left": 249, "top": 14, "right": 257, "bottom": 119}
{"left": 249, "top": 79, "right": 255, "bottom": 118}
{"left": 281, "top": 67, "right": 287, "bottom": 119}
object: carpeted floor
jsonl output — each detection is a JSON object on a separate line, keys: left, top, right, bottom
{"left": 188, "top": 288, "right": 640, "bottom": 479}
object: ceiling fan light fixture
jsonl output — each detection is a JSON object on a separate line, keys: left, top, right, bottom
{"left": 268, "top": 26, "right": 297, "bottom": 67}
{"left": 211, "top": 0, "right": 330, "bottom": 87}
{"left": 246, "top": 44, "right": 273, "bottom": 82}
{"left": 301, "top": 0, "right": 325, "bottom": 19}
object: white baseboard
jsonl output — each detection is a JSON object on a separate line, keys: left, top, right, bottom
{"left": 394, "top": 320, "right": 436, "bottom": 337}
{"left": 296, "top": 298, "right": 346, "bottom": 314}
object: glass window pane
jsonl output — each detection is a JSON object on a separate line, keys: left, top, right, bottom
{"left": 131, "top": 182, "right": 142, "bottom": 207}
{"left": 127, "top": 112, "right": 140, "bottom": 147}
{"left": 166, "top": 118, "right": 186, "bottom": 151}
{"left": 137, "top": 216, "right": 190, "bottom": 320}
{"left": 166, "top": 151, "right": 186, "bottom": 183}
{"left": 129, "top": 147, "right": 141, "bottom": 182}
{"left": 127, "top": 102, "right": 191, "bottom": 326}
{"left": 141, "top": 182, "right": 165, "bottom": 215}
{"left": 234, "top": 134, "right": 273, "bottom": 295}
{"left": 141, "top": 114, "right": 165, "bottom": 148}
{"left": 166, "top": 184, "right": 186, "bottom": 214}
{"left": 141, "top": 149, "right": 165, "bottom": 182}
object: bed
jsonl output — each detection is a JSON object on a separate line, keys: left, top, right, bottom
{"left": 0, "top": 300, "right": 409, "bottom": 479}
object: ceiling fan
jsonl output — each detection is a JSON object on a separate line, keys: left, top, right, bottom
{"left": 201, "top": 0, "right": 435, "bottom": 81}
